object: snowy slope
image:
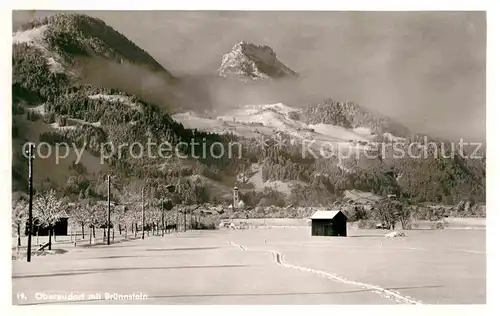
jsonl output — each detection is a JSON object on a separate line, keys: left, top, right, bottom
{"left": 13, "top": 14, "right": 174, "bottom": 80}
{"left": 173, "top": 103, "right": 379, "bottom": 154}
{"left": 13, "top": 25, "right": 65, "bottom": 73}
{"left": 382, "top": 132, "right": 406, "bottom": 142}
{"left": 343, "top": 190, "right": 382, "bottom": 204}
{"left": 88, "top": 94, "right": 141, "bottom": 110}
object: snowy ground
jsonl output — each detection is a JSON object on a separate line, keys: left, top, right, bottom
{"left": 231, "top": 228, "right": 485, "bottom": 304}
{"left": 12, "top": 228, "right": 485, "bottom": 305}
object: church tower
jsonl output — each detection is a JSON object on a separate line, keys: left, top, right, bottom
{"left": 233, "top": 186, "right": 239, "bottom": 210}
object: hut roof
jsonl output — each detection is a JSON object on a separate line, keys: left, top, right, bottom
{"left": 310, "top": 210, "right": 346, "bottom": 220}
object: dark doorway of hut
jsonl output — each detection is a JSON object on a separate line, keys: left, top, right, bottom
{"left": 324, "top": 224, "right": 333, "bottom": 236}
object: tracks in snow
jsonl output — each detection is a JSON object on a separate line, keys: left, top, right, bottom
{"left": 229, "top": 242, "right": 247, "bottom": 251}
{"left": 229, "top": 241, "right": 422, "bottom": 305}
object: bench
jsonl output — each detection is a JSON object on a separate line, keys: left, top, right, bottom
{"left": 37, "top": 242, "right": 50, "bottom": 252}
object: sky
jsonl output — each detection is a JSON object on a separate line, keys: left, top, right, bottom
{"left": 12, "top": 11, "right": 486, "bottom": 142}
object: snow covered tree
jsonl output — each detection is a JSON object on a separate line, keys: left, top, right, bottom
{"left": 113, "top": 204, "right": 135, "bottom": 239}
{"left": 12, "top": 199, "right": 28, "bottom": 247}
{"left": 33, "top": 189, "right": 65, "bottom": 250}
{"left": 148, "top": 205, "right": 162, "bottom": 236}
{"left": 85, "top": 202, "right": 106, "bottom": 244}
{"left": 130, "top": 203, "right": 142, "bottom": 238}
{"left": 67, "top": 200, "right": 90, "bottom": 239}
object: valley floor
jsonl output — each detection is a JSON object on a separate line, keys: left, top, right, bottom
{"left": 12, "top": 228, "right": 485, "bottom": 305}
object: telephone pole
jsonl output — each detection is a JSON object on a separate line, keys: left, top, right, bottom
{"left": 175, "top": 209, "right": 179, "bottom": 232}
{"left": 184, "top": 210, "right": 187, "bottom": 232}
{"left": 107, "top": 174, "right": 111, "bottom": 245}
{"left": 26, "top": 144, "right": 34, "bottom": 263}
{"left": 161, "top": 198, "right": 165, "bottom": 237}
{"left": 142, "top": 187, "right": 145, "bottom": 239}
{"left": 190, "top": 210, "right": 193, "bottom": 230}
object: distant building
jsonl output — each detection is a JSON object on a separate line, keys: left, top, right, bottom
{"left": 233, "top": 186, "right": 240, "bottom": 210}
{"left": 310, "top": 210, "right": 347, "bottom": 237}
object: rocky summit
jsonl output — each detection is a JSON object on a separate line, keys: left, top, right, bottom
{"left": 217, "top": 41, "right": 298, "bottom": 81}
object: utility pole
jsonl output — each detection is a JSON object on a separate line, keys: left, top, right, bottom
{"left": 175, "top": 210, "right": 179, "bottom": 232}
{"left": 142, "top": 187, "right": 145, "bottom": 239}
{"left": 161, "top": 198, "right": 165, "bottom": 237}
{"left": 184, "top": 210, "right": 187, "bottom": 232}
{"left": 166, "top": 204, "right": 170, "bottom": 234}
{"left": 26, "top": 143, "right": 34, "bottom": 263}
{"left": 107, "top": 174, "right": 111, "bottom": 245}
{"left": 190, "top": 210, "right": 193, "bottom": 230}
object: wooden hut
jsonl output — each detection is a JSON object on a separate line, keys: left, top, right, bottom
{"left": 25, "top": 217, "right": 69, "bottom": 236}
{"left": 310, "top": 210, "right": 347, "bottom": 237}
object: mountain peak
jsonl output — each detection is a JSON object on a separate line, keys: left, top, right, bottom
{"left": 218, "top": 41, "right": 298, "bottom": 81}
{"left": 14, "top": 13, "right": 173, "bottom": 78}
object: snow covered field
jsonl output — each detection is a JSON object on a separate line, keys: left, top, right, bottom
{"left": 12, "top": 227, "right": 485, "bottom": 305}
{"left": 231, "top": 228, "right": 485, "bottom": 304}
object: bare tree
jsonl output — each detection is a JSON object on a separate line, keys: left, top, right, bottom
{"left": 33, "top": 189, "right": 65, "bottom": 250}
{"left": 12, "top": 199, "right": 28, "bottom": 247}
{"left": 373, "top": 198, "right": 398, "bottom": 230}
{"left": 395, "top": 200, "right": 412, "bottom": 230}
{"left": 374, "top": 197, "right": 413, "bottom": 230}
